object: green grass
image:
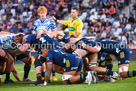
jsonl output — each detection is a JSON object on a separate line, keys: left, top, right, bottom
{"left": 1, "top": 61, "right": 136, "bottom": 91}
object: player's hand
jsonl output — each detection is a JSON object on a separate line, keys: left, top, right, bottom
{"left": 94, "top": 45, "right": 101, "bottom": 51}
{"left": 0, "top": 49, "right": 6, "bottom": 57}
{"left": 50, "top": 16, "right": 56, "bottom": 21}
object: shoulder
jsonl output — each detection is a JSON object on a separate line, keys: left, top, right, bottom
{"left": 34, "top": 19, "right": 41, "bottom": 24}
{"left": 46, "top": 17, "right": 55, "bottom": 23}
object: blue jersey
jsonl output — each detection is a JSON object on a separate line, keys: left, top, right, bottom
{"left": 96, "top": 40, "right": 132, "bottom": 65}
{"left": 34, "top": 17, "right": 56, "bottom": 32}
{"left": 96, "top": 40, "right": 129, "bottom": 54}
{"left": 25, "top": 34, "right": 62, "bottom": 51}
{"left": 46, "top": 49, "right": 83, "bottom": 72}
{"left": 76, "top": 38, "right": 96, "bottom": 50}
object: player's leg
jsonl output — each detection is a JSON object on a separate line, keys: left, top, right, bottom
{"left": 0, "top": 56, "right": 6, "bottom": 74}
{"left": 117, "top": 49, "right": 135, "bottom": 78}
{"left": 52, "top": 64, "right": 64, "bottom": 74}
{"left": 83, "top": 57, "right": 89, "bottom": 73}
{"left": 34, "top": 55, "right": 46, "bottom": 85}
{"left": 88, "top": 53, "right": 118, "bottom": 79}
{"left": 20, "top": 53, "right": 33, "bottom": 81}
{"left": 0, "top": 75, "right": 2, "bottom": 83}
{"left": 62, "top": 55, "right": 97, "bottom": 85}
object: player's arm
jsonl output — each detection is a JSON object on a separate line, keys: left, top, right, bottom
{"left": 44, "top": 62, "right": 53, "bottom": 85}
{"left": 79, "top": 41, "right": 101, "bottom": 53}
{"left": 36, "top": 30, "right": 44, "bottom": 39}
{"left": 12, "top": 66, "right": 21, "bottom": 81}
{"left": 44, "top": 51, "right": 53, "bottom": 86}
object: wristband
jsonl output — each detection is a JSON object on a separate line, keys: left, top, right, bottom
{"left": 94, "top": 46, "right": 101, "bottom": 51}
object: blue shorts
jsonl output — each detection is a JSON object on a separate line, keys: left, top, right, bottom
{"left": 16, "top": 53, "right": 29, "bottom": 60}
{"left": 64, "top": 54, "right": 83, "bottom": 73}
{"left": 118, "top": 48, "right": 132, "bottom": 65}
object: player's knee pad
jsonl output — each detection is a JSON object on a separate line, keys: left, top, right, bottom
{"left": 119, "top": 66, "right": 128, "bottom": 73}
{"left": 89, "top": 62, "right": 97, "bottom": 68}
{"left": 34, "top": 56, "right": 46, "bottom": 68}
{"left": 62, "top": 75, "right": 72, "bottom": 81}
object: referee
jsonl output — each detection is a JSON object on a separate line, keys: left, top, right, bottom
{"left": 53, "top": 7, "right": 83, "bottom": 39}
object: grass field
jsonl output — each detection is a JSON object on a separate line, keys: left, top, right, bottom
{"left": 1, "top": 61, "right": 136, "bottom": 91}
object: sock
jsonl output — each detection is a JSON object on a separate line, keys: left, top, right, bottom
{"left": 52, "top": 72, "right": 55, "bottom": 76}
{"left": 5, "top": 72, "right": 10, "bottom": 81}
{"left": 127, "top": 71, "right": 136, "bottom": 77}
{"left": 106, "top": 64, "right": 113, "bottom": 70}
{"left": 106, "top": 69, "right": 113, "bottom": 76}
{"left": 99, "top": 61, "right": 106, "bottom": 68}
{"left": 106, "top": 60, "right": 113, "bottom": 70}
{"left": 24, "top": 66, "right": 31, "bottom": 79}
{"left": 42, "top": 72, "right": 45, "bottom": 77}
{"left": 80, "top": 72, "right": 88, "bottom": 80}
{"left": 36, "top": 73, "right": 42, "bottom": 83}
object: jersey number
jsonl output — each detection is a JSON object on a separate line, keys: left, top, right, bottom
{"left": 39, "top": 37, "right": 46, "bottom": 43}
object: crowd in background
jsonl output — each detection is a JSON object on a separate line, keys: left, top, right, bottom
{"left": 0, "top": 0, "right": 136, "bottom": 45}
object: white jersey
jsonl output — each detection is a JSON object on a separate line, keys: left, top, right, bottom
{"left": 0, "top": 33, "right": 15, "bottom": 45}
{"left": 34, "top": 17, "right": 56, "bottom": 32}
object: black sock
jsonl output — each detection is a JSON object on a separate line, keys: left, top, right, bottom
{"left": 36, "top": 73, "right": 42, "bottom": 83}
{"left": 107, "top": 64, "right": 113, "bottom": 70}
{"left": 6, "top": 72, "right": 10, "bottom": 81}
{"left": 42, "top": 72, "right": 45, "bottom": 77}
{"left": 24, "top": 66, "right": 31, "bottom": 79}
{"left": 52, "top": 72, "right": 55, "bottom": 76}
{"left": 106, "top": 69, "right": 113, "bottom": 75}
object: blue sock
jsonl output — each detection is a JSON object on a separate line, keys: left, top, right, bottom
{"left": 106, "top": 69, "right": 113, "bottom": 75}
{"left": 80, "top": 72, "right": 88, "bottom": 80}
{"left": 42, "top": 72, "right": 45, "bottom": 77}
{"left": 127, "top": 71, "right": 136, "bottom": 77}
{"left": 52, "top": 72, "right": 55, "bottom": 76}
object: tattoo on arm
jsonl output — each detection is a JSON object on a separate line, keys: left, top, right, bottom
{"left": 45, "top": 63, "right": 53, "bottom": 82}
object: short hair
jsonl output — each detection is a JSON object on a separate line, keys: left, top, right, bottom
{"left": 37, "top": 6, "right": 47, "bottom": 13}
{"left": 72, "top": 7, "right": 79, "bottom": 12}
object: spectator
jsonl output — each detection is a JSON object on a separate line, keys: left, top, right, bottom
{"left": 108, "top": 15, "right": 115, "bottom": 24}
{"left": 121, "top": 14, "right": 128, "bottom": 25}
{"left": 90, "top": 12, "right": 98, "bottom": 23}
{"left": 112, "top": 18, "right": 120, "bottom": 29}
{"left": 109, "top": 6, "right": 116, "bottom": 17}
{"left": 128, "top": 13, "right": 135, "bottom": 24}
{"left": 121, "top": 32, "right": 130, "bottom": 44}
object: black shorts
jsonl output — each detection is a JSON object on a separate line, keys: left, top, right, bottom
{"left": 16, "top": 53, "right": 29, "bottom": 60}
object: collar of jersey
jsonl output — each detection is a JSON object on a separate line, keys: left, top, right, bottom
{"left": 71, "top": 18, "right": 78, "bottom": 22}
{"left": 40, "top": 17, "right": 48, "bottom": 23}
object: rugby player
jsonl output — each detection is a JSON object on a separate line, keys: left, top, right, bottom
{"left": 96, "top": 39, "right": 136, "bottom": 78}
{"left": 33, "top": 6, "right": 61, "bottom": 80}
{"left": 56, "top": 35, "right": 119, "bottom": 79}
{"left": 0, "top": 32, "right": 33, "bottom": 83}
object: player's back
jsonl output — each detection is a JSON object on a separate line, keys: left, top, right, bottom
{"left": 47, "top": 49, "right": 67, "bottom": 67}
{"left": 96, "top": 40, "right": 128, "bottom": 54}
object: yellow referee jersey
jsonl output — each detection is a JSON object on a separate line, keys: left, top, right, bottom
{"left": 64, "top": 18, "right": 83, "bottom": 39}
